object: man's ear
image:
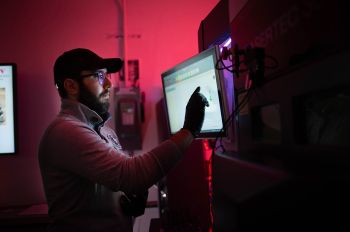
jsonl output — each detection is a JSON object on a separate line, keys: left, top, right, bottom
{"left": 63, "top": 79, "right": 79, "bottom": 97}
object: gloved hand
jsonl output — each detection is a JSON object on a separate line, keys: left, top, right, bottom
{"left": 183, "top": 86, "right": 209, "bottom": 137}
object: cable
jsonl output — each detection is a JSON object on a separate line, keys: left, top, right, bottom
{"left": 218, "top": 88, "right": 253, "bottom": 147}
{"left": 209, "top": 85, "right": 254, "bottom": 156}
{"left": 215, "top": 58, "right": 234, "bottom": 72}
{"left": 212, "top": 44, "right": 280, "bottom": 153}
{"left": 215, "top": 57, "right": 248, "bottom": 75}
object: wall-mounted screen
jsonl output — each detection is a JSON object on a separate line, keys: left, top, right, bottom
{"left": 161, "top": 46, "right": 227, "bottom": 138}
{"left": 0, "top": 63, "right": 17, "bottom": 154}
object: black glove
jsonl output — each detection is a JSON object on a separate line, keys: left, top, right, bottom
{"left": 120, "top": 191, "right": 149, "bottom": 217}
{"left": 183, "top": 86, "right": 209, "bottom": 137}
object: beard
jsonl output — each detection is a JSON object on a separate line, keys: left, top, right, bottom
{"left": 78, "top": 83, "right": 110, "bottom": 118}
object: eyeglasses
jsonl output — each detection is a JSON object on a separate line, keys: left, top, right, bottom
{"left": 79, "top": 68, "right": 111, "bottom": 85}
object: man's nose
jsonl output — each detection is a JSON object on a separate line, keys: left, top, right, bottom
{"left": 103, "top": 76, "right": 112, "bottom": 88}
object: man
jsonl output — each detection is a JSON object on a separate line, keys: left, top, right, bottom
{"left": 38, "top": 48, "right": 209, "bottom": 231}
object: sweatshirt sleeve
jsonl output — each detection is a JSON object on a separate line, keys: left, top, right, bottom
{"left": 40, "top": 118, "right": 193, "bottom": 195}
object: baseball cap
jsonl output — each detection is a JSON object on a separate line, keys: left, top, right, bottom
{"left": 54, "top": 48, "right": 123, "bottom": 88}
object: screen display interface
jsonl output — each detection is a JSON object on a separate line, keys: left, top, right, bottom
{"left": 0, "top": 64, "right": 16, "bottom": 154}
{"left": 162, "top": 47, "right": 225, "bottom": 137}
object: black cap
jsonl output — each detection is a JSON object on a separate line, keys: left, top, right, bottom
{"left": 54, "top": 48, "right": 123, "bottom": 87}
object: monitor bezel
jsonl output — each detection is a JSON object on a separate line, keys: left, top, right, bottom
{"left": 161, "top": 45, "right": 227, "bottom": 139}
{"left": 0, "top": 63, "right": 18, "bottom": 155}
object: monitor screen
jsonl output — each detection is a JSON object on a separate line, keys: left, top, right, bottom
{"left": 0, "top": 63, "right": 17, "bottom": 154}
{"left": 161, "top": 46, "right": 226, "bottom": 138}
